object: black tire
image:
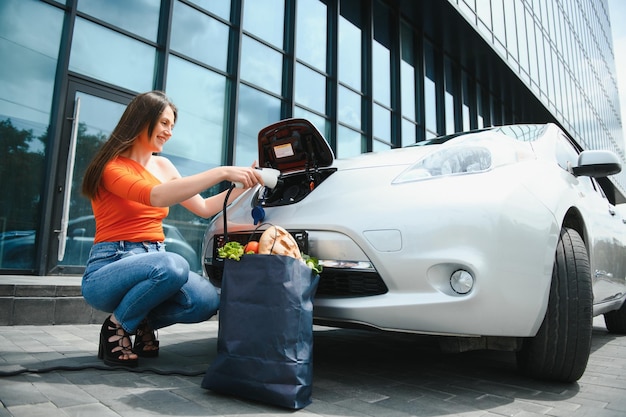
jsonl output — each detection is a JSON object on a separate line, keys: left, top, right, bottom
{"left": 604, "top": 301, "right": 626, "bottom": 333}
{"left": 516, "top": 227, "right": 593, "bottom": 383}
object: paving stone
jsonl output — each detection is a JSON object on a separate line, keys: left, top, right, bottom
{"left": 1, "top": 320, "right": 626, "bottom": 416}
{"left": 7, "top": 401, "right": 69, "bottom": 417}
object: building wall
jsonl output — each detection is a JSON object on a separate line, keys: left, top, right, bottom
{"left": 447, "top": 0, "right": 624, "bottom": 174}
{"left": 0, "top": 0, "right": 623, "bottom": 274}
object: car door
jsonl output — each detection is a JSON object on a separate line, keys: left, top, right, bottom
{"left": 580, "top": 176, "right": 626, "bottom": 305}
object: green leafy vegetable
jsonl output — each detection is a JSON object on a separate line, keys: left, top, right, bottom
{"left": 217, "top": 241, "right": 245, "bottom": 261}
{"left": 302, "top": 254, "right": 323, "bottom": 274}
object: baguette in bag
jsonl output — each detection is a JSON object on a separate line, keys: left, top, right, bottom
{"left": 258, "top": 225, "right": 302, "bottom": 259}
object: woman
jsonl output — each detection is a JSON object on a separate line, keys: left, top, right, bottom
{"left": 81, "top": 90, "right": 262, "bottom": 367}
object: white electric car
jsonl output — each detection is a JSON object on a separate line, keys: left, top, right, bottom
{"left": 202, "top": 119, "right": 626, "bottom": 382}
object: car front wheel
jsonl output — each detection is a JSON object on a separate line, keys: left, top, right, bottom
{"left": 516, "top": 227, "right": 593, "bottom": 382}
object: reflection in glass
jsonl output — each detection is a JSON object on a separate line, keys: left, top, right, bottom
{"left": 188, "top": 0, "right": 231, "bottom": 20}
{"left": 504, "top": 1, "right": 517, "bottom": 61}
{"left": 373, "top": 103, "right": 390, "bottom": 143}
{"left": 526, "top": 11, "right": 538, "bottom": 88}
{"left": 338, "top": 15, "right": 361, "bottom": 90}
{"left": 402, "top": 118, "right": 415, "bottom": 147}
{"left": 67, "top": 93, "right": 125, "bottom": 233}
{"left": 373, "top": 139, "right": 391, "bottom": 152}
{"left": 373, "top": 41, "right": 390, "bottom": 107}
{"left": 165, "top": 56, "right": 227, "bottom": 172}
{"left": 338, "top": 85, "right": 361, "bottom": 129}
{"left": 294, "top": 107, "right": 329, "bottom": 141}
{"left": 242, "top": 0, "right": 284, "bottom": 47}
{"left": 295, "top": 63, "right": 326, "bottom": 114}
{"left": 240, "top": 36, "right": 283, "bottom": 95}
{"left": 401, "top": 59, "right": 416, "bottom": 119}
{"left": 373, "top": 1, "right": 391, "bottom": 107}
{"left": 445, "top": 59, "right": 455, "bottom": 134}
{"left": 171, "top": 1, "right": 229, "bottom": 71}
{"left": 296, "top": 0, "right": 327, "bottom": 71}
{"left": 516, "top": 8, "right": 529, "bottom": 75}
{"left": 400, "top": 23, "right": 416, "bottom": 121}
{"left": 70, "top": 18, "right": 155, "bottom": 92}
{"left": 235, "top": 85, "right": 281, "bottom": 166}
{"left": 424, "top": 42, "right": 437, "bottom": 136}
{"left": 477, "top": 82, "right": 485, "bottom": 128}
{"left": 491, "top": 0, "right": 506, "bottom": 47}
{"left": 77, "top": 0, "right": 160, "bottom": 40}
{"left": 337, "top": 125, "right": 363, "bottom": 159}
{"left": 462, "top": 72, "right": 471, "bottom": 131}
{"left": 475, "top": 0, "right": 491, "bottom": 28}
{"left": 0, "top": 0, "right": 63, "bottom": 269}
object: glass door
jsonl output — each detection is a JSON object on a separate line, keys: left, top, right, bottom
{"left": 48, "top": 81, "right": 131, "bottom": 274}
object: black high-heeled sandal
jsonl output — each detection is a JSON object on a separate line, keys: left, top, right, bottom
{"left": 98, "top": 316, "right": 139, "bottom": 367}
{"left": 133, "top": 319, "right": 159, "bottom": 358}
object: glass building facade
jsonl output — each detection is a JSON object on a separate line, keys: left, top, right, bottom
{"left": 0, "top": 0, "right": 623, "bottom": 275}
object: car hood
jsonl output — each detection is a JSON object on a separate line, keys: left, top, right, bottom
{"left": 332, "top": 129, "right": 539, "bottom": 172}
{"left": 258, "top": 118, "right": 334, "bottom": 173}
{"left": 332, "top": 146, "right": 435, "bottom": 171}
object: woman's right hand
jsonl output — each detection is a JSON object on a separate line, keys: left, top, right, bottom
{"left": 221, "top": 165, "right": 263, "bottom": 189}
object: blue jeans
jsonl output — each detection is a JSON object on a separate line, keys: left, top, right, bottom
{"left": 82, "top": 241, "right": 219, "bottom": 333}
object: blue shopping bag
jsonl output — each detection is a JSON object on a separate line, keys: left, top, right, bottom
{"left": 201, "top": 253, "right": 320, "bottom": 409}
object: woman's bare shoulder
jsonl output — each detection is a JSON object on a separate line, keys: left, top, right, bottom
{"left": 149, "top": 155, "right": 181, "bottom": 181}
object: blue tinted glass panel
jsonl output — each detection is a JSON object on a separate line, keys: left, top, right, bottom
{"left": 235, "top": 85, "right": 281, "bottom": 166}
{"left": 337, "top": 125, "right": 363, "bottom": 158}
{"left": 400, "top": 23, "right": 416, "bottom": 121}
{"left": 373, "top": 41, "right": 390, "bottom": 106}
{"left": 243, "top": 0, "right": 284, "bottom": 47}
{"left": 424, "top": 42, "right": 437, "bottom": 135}
{"left": 171, "top": 1, "right": 229, "bottom": 71}
{"left": 401, "top": 119, "right": 415, "bottom": 147}
{"left": 401, "top": 60, "right": 416, "bottom": 120}
{"left": 165, "top": 56, "right": 227, "bottom": 170}
{"left": 77, "top": 0, "right": 160, "bottom": 40}
{"left": 373, "top": 139, "right": 391, "bottom": 152}
{"left": 70, "top": 18, "right": 155, "bottom": 92}
{"left": 295, "top": 63, "right": 326, "bottom": 114}
{"left": 240, "top": 36, "right": 283, "bottom": 95}
{"left": 0, "top": 0, "right": 63, "bottom": 269}
{"left": 188, "top": 0, "right": 231, "bottom": 20}
{"left": 338, "top": 15, "right": 361, "bottom": 90}
{"left": 294, "top": 106, "right": 329, "bottom": 140}
{"left": 373, "top": 103, "right": 390, "bottom": 143}
{"left": 338, "top": 85, "right": 361, "bottom": 129}
{"left": 296, "top": 0, "right": 327, "bottom": 70}
{"left": 445, "top": 59, "right": 455, "bottom": 134}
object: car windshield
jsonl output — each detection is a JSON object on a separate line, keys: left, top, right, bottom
{"left": 408, "top": 124, "right": 548, "bottom": 147}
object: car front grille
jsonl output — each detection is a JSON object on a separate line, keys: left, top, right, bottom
{"left": 316, "top": 268, "right": 388, "bottom": 297}
{"left": 205, "top": 264, "right": 388, "bottom": 297}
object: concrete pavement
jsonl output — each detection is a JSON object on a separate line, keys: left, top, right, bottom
{"left": 1, "top": 316, "right": 625, "bottom": 416}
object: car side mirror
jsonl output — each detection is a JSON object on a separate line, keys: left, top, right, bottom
{"left": 572, "top": 150, "right": 622, "bottom": 177}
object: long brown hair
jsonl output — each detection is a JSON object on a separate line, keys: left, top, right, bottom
{"left": 81, "top": 90, "right": 178, "bottom": 199}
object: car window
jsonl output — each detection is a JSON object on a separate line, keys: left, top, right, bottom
{"left": 590, "top": 177, "right": 608, "bottom": 200}
{"left": 554, "top": 133, "right": 580, "bottom": 172}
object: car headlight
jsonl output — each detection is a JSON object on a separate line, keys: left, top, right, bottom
{"left": 392, "top": 146, "right": 492, "bottom": 183}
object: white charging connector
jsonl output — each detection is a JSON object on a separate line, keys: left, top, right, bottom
{"left": 232, "top": 167, "right": 280, "bottom": 189}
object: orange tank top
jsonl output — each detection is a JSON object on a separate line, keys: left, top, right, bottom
{"left": 92, "top": 156, "right": 169, "bottom": 243}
